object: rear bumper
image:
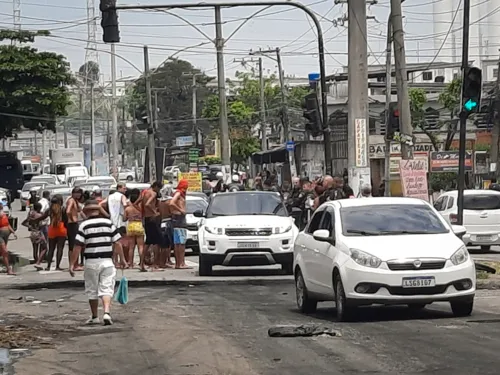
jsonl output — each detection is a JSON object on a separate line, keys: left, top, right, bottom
{"left": 462, "top": 232, "right": 500, "bottom": 246}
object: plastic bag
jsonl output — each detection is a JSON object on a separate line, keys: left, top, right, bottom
{"left": 114, "top": 274, "right": 128, "bottom": 305}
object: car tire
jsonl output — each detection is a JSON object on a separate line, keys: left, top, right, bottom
{"left": 480, "top": 245, "right": 491, "bottom": 251}
{"left": 450, "top": 300, "right": 473, "bottom": 317}
{"left": 295, "top": 269, "right": 317, "bottom": 313}
{"left": 282, "top": 261, "right": 293, "bottom": 275}
{"left": 334, "top": 275, "right": 355, "bottom": 322}
{"left": 407, "top": 303, "right": 426, "bottom": 310}
{"left": 198, "top": 254, "right": 212, "bottom": 276}
{"left": 126, "top": 176, "right": 134, "bottom": 181}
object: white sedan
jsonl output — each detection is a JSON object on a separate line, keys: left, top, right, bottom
{"left": 294, "top": 197, "right": 475, "bottom": 321}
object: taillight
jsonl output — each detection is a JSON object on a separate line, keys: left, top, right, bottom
{"left": 450, "top": 213, "right": 458, "bottom": 224}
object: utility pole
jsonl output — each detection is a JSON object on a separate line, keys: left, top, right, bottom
{"left": 90, "top": 81, "right": 95, "bottom": 176}
{"left": 42, "top": 130, "right": 46, "bottom": 172}
{"left": 153, "top": 90, "right": 159, "bottom": 141}
{"left": 110, "top": 43, "right": 119, "bottom": 180}
{"left": 144, "top": 45, "right": 157, "bottom": 183}
{"left": 384, "top": 15, "right": 392, "bottom": 197}
{"left": 78, "top": 92, "right": 84, "bottom": 147}
{"left": 258, "top": 58, "right": 267, "bottom": 150}
{"left": 456, "top": 0, "right": 471, "bottom": 225}
{"left": 347, "top": 0, "right": 371, "bottom": 196}
{"left": 63, "top": 121, "right": 68, "bottom": 148}
{"left": 490, "top": 52, "right": 500, "bottom": 178}
{"left": 391, "top": 0, "right": 413, "bottom": 160}
{"left": 182, "top": 72, "right": 204, "bottom": 152}
{"left": 215, "top": 6, "right": 231, "bottom": 174}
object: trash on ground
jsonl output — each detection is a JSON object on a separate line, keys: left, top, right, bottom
{"left": 268, "top": 324, "right": 342, "bottom": 338}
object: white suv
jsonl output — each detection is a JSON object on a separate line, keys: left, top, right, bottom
{"left": 434, "top": 190, "right": 500, "bottom": 251}
{"left": 195, "top": 191, "right": 299, "bottom": 276}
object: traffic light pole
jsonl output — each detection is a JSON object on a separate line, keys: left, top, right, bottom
{"left": 110, "top": 1, "right": 331, "bottom": 174}
{"left": 456, "top": 0, "right": 470, "bottom": 226}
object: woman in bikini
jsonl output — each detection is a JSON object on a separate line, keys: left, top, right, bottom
{"left": 0, "top": 203, "right": 16, "bottom": 275}
{"left": 30, "top": 202, "right": 49, "bottom": 271}
{"left": 124, "top": 189, "right": 144, "bottom": 269}
{"left": 47, "top": 195, "right": 67, "bottom": 271}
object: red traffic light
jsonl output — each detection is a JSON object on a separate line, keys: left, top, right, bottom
{"left": 393, "top": 109, "right": 399, "bottom": 117}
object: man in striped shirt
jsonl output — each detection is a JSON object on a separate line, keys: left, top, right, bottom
{"left": 69, "top": 200, "right": 126, "bottom": 326}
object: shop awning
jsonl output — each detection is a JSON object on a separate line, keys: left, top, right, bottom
{"left": 252, "top": 145, "right": 287, "bottom": 165}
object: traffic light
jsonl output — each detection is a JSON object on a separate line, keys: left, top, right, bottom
{"left": 303, "top": 93, "right": 323, "bottom": 137}
{"left": 386, "top": 105, "right": 400, "bottom": 140}
{"left": 100, "top": 0, "right": 120, "bottom": 43}
{"left": 462, "top": 67, "right": 482, "bottom": 114}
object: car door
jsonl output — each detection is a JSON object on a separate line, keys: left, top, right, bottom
{"left": 440, "top": 195, "right": 455, "bottom": 223}
{"left": 297, "top": 208, "right": 325, "bottom": 291}
{"left": 315, "top": 206, "right": 337, "bottom": 292}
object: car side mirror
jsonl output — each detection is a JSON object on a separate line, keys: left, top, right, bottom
{"left": 193, "top": 210, "right": 205, "bottom": 218}
{"left": 313, "top": 229, "right": 335, "bottom": 244}
{"left": 17, "top": 190, "right": 21, "bottom": 195}
{"left": 451, "top": 225, "right": 466, "bottom": 239}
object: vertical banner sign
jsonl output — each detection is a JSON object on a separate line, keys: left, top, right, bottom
{"left": 399, "top": 159, "right": 429, "bottom": 201}
{"left": 179, "top": 172, "right": 202, "bottom": 192}
{"left": 355, "top": 118, "right": 367, "bottom": 167}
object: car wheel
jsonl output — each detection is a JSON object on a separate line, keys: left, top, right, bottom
{"left": 450, "top": 300, "right": 473, "bottom": 317}
{"left": 198, "top": 254, "right": 212, "bottom": 276}
{"left": 334, "top": 274, "right": 355, "bottom": 322}
{"left": 126, "top": 176, "right": 134, "bottom": 181}
{"left": 282, "top": 261, "right": 293, "bottom": 275}
{"left": 295, "top": 269, "right": 317, "bottom": 313}
{"left": 407, "top": 303, "right": 426, "bottom": 310}
{"left": 480, "top": 245, "right": 491, "bottom": 251}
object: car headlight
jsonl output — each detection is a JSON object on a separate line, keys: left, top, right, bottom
{"left": 350, "top": 248, "right": 382, "bottom": 268}
{"left": 205, "top": 226, "right": 223, "bottom": 235}
{"left": 450, "top": 245, "right": 469, "bottom": 266}
{"left": 274, "top": 225, "right": 292, "bottom": 234}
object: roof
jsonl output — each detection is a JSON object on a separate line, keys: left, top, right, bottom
{"left": 334, "top": 197, "right": 429, "bottom": 208}
{"left": 213, "top": 191, "right": 281, "bottom": 197}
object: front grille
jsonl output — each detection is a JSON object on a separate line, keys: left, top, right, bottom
{"left": 185, "top": 224, "right": 198, "bottom": 231}
{"left": 387, "top": 285, "right": 448, "bottom": 296}
{"left": 387, "top": 260, "right": 446, "bottom": 271}
{"left": 225, "top": 228, "right": 272, "bottom": 237}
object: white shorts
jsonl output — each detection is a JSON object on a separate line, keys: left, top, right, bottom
{"left": 83, "top": 259, "right": 116, "bottom": 300}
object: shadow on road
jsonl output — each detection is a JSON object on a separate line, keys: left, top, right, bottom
{"left": 296, "top": 304, "right": 454, "bottom": 323}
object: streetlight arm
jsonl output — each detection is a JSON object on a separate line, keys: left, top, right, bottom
{"left": 86, "top": 47, "right": 142, "bottom": 73}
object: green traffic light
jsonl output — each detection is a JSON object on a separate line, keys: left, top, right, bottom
{"left": 464, "top": 99, "right": 477, "bottom": 111}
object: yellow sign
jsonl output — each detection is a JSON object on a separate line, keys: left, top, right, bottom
{"left": 179, "top": 172, "right": 202, "bottom": 192}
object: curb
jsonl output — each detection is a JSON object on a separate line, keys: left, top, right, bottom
{"left": 477, "top": 279, "right": 500, "bottom": 290}
{"left": 3, "top": 277, "right": 294, "bottom": 290}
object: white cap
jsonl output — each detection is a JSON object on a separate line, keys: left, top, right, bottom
{"left": 216, "top": 171, "right": 224, "bottom": 180}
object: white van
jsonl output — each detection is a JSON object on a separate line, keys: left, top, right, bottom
{"left": 64, "top": 166, "right": 89, "bottom": 186}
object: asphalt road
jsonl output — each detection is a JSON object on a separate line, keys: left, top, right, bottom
{"left": 2, "top": 284, "right": 499, "bottom": 375}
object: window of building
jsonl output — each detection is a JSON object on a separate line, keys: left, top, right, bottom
{"left": 494, "top": 68, "right": 498, "bottom": 78}
{"left": 453, "top": 73, "right": 459, "bottom": 80}
{"left": 422, "top": 71, "right": 433, "bottom": 81}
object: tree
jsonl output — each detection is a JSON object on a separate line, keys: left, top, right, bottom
{"left": 409, "top": 88, "right": 440, "bottom": 150}
{"left": 0, "top": 30, "right": 75, "bottom": 138}
{"left": 126, "top": 58, "right": 212, "bottom": 145}
{"left": 438, "top": 78, "right": 462, "bottom": 150}
{"left": 78, "top": 61, "right": 100, "bottom": 85}
{"left": 201, "top": 71, "right": 310, "bottom": 160}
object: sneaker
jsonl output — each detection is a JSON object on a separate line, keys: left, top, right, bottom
{"left": 103, "top": 313, "right": 113, "bottom": 326}
{"left": 86, "top": 317, "right": 100, "bottom": 325}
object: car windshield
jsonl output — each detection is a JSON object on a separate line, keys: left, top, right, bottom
{"left": 23, "top": 183, "right": 44, "bottom": 191}
{"left": 464, "top": 194, "right": 500, "bottom": 210}
{"left": 186, "top": 199, "right": 208, "bottom": 214}
{"left": 207, "top": 192, "right": 287, "bottom": 217}
{"left": 341, "top": 204, "right": 449, "bottom": 236}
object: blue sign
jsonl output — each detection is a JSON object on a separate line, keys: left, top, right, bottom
{"left": 308, "top": 73, "right": 320, "bottom": 82}
{"left": 286, "top": 140, "right": 295, "bottom": 151}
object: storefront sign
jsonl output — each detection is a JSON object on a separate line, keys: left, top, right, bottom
{"left": 430, "top": 151, "right": 473, "bottom": 172}
{"left": 399, "top": 159, "right": 429, "bottom": 201}
{"left": 390, "top": 152, "right": 428, "bottom": 175}
{"left": 369, "top": 143, "right": 437, "bottom": 159}
{"left": 179, "top": 172, "right": 202, "bottom": 192}
{"left": 355, "top": 118, "right": 368, "bottom": 167}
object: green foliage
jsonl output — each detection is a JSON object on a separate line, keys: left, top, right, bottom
{"left": 126, "top": 58, "right": 212, "bottom": 145}
{"left": 201, "top": 156, "right": 221, "bottom": 165}
{"left": 232, "top": 135, "right": 261, "bottom": 163}
{"left": 429, "top": 172, "right": 457, "bottom": 191}
{"left": 408, "top": 88, "right": 439, "bottom": 150}
{"left": 0, "top": 30, "right": 74, "bottom": 138}
{"left": 439, "top": 78, "right": 462, "bottom": 117}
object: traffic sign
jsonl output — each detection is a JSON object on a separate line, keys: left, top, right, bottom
{"left": 286, "top": 141, "right": 295, "bottom": 151}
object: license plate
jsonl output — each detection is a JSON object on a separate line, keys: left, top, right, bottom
{"left": 237, "top": 242, "right": 259, "bottom": 249}
{"left": 402, "top": 277, "right": 435, "bottom": 288}
{"left": 476, "top": 235, "right": 492, "bottom": 241}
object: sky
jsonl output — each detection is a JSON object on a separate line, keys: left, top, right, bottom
{"left": 0, "top": 0, "right": 496, "bottom": 82}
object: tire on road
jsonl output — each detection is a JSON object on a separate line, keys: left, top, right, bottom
{"left": 334, "top": 271, "right": 355, "bottom": 322}
{"left": 295, "top": 268, "right": 317, "bottom": 313}
{"left": 198, "top": 254, "right": 212, "bottom": 276}
{"left": 450, "top": 300, "right": 474, "bottom": 317}
{"left": 126, "top": 176, "right": 134, "bottom": 181}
